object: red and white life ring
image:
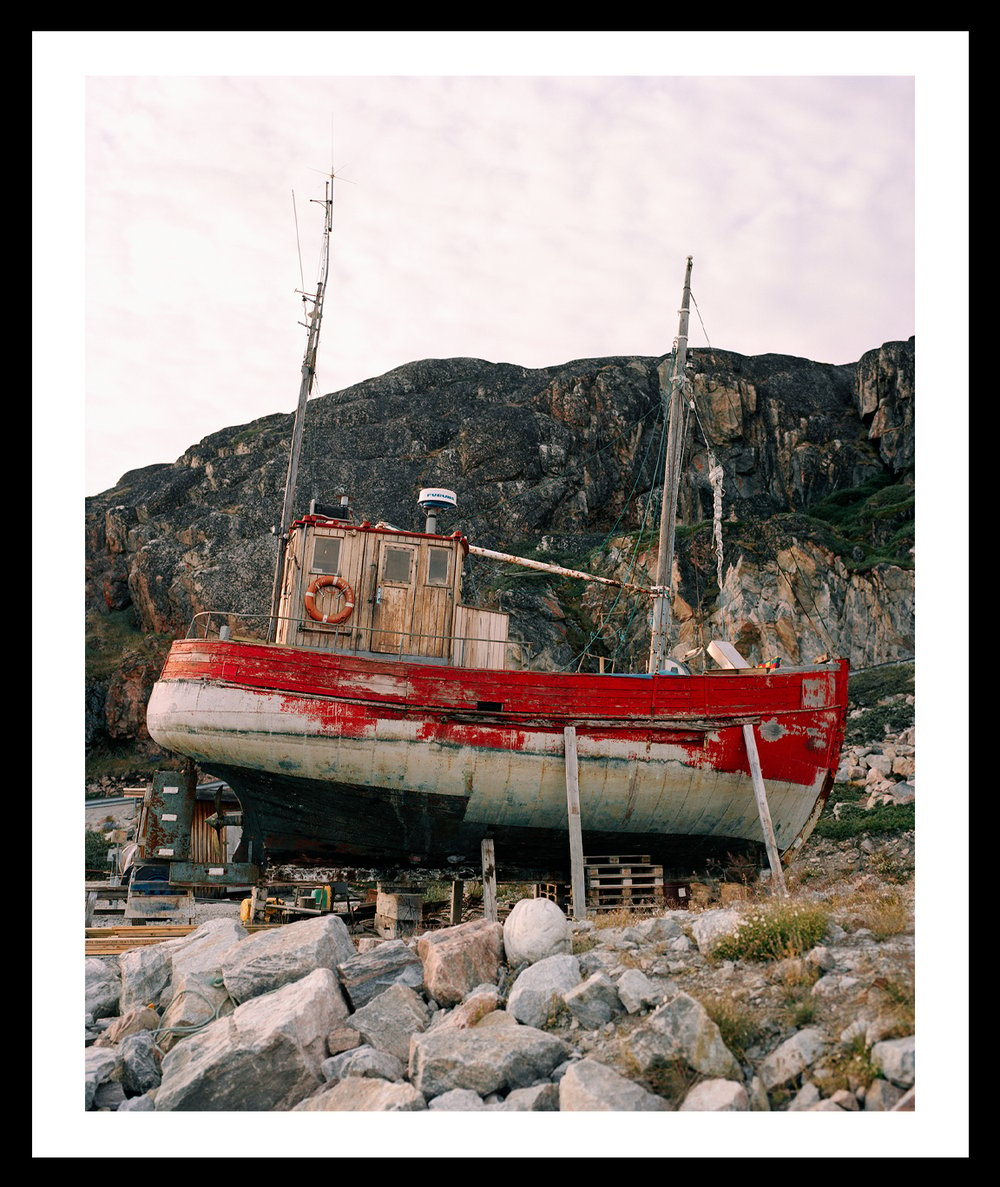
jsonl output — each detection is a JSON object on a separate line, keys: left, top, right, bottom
{"left": 304, "top": 575, "right": 355, "bottom": 624}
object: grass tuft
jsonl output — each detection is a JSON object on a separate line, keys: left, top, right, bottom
{"left": 711, "top": 897, "right": 830, "bottom": 963}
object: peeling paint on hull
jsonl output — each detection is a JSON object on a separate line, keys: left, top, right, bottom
{"left": 146, "top": 640, "right": 848, "bottom": 877}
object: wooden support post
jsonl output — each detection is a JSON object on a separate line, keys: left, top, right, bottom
{"left": 449, "top": 880, "right": 464, "bottom": 926}
{"left": 564, "top": 725, "right": 587, "bottom": 920}
{"left": 742, "top": 723, "right": 787, "bottom": 896}
{"left": 481, "top": 839, "right": 497, "bottom": 922}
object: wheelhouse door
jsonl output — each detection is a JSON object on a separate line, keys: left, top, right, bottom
{"left": 371, "top": 541, "right": 418, "bottom": 654}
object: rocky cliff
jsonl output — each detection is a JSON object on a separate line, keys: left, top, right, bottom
{"left": 84, "top": 337, "right": 914, "bottom": 772}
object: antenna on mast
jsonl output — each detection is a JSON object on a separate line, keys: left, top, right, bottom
{"left": 267, "top": 172, "right": 336, "bottom": 641}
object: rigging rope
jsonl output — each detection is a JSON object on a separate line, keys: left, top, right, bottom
{"left": 708, "top": 450, "right": 726, "bottom": 592}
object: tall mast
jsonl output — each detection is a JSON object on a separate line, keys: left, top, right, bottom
{"left": 647, "top": 256, "right": 693, "bottom": 673}
{"left": 267, "top": 176, "right": 335, "bottom": 642}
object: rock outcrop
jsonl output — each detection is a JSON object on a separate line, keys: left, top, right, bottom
{"left": 84, "top": 341, "right": 914, "bottom": 761}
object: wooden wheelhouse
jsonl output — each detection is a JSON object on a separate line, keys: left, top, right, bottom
{"left": 273, "top": 498, "right": 510, "bottom": 670}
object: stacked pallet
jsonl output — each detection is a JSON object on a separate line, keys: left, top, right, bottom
{"left": 534, "top": 883, "right": 571, "bottom": 910}
{"left": 584, "top": 855, "right": 664, "bottom": 912}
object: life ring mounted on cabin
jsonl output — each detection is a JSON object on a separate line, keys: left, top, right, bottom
{"left": 304, "top": 575, "right": 355, "bottom": 625}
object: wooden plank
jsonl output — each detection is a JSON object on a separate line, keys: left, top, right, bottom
{"left": 449, "top": 880, "right": 464, "bottom": 926}
{"left": 742, "top": 723, "right": 787, "bottom": 895}
{"left": 585, "top": 865, "right": 661, "bottom": 877}
{"left": 585, "top": 876, "right": 664, "bottom": 889}
{"left": 584, "top": 855, "right": 651, "bottom": 866}
{"left": 708, "top": 640, "right": 751, "bottom": 669}
{"left": 564, "top": 726, "right": 587, "bottom": 921}
{"left": 481, "top": 839, "right": 497, "bottom": 923}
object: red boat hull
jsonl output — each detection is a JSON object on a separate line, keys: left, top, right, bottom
{"left": 146, "top": 640, "right": 848, "bottom": 879}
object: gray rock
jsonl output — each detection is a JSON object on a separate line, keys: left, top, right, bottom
{"left": 615, "top": 967, "right": 674, "bottom": 1014}
{"left": 348, "top": 982, "right": 431, "bottom": 1063}
{"left": 221, "top": 914, "right": 356, "bottom": 1004}
{"left": 563, "top": 972, "right": 623, "bottom": 1028}
{"left": 158, "top": 918, "right": 247, "bottom": 1001}
{"left": 118, "top": 943, "right": 174, "bottom": 1014}
{"left": 427, "top": 1088, "right": 489, "bottom": 1110}
{"left": 93, "top": 1081, "right": 127, "bottom": 1110}
{"left": 757, "top": 1027, "right": 828, "bottom": 1092}
{"left": 321, "top": 1044, "right": 406, "bottom": 1083}
{"left": 633, "top": 915, "right": 686, "bottom": 942}
{"left": 559, "top": 1058, "right": 668, "bottom": 1111}
{"left": 326, "top": 1025, "right": 363, "bottom": 1056}
{"left": 292, "top": 1078, "right": 428, "bottom": 1111}
{"left": 864, "top": 1078, "right": 906, "bottom": 1111}
{"left": 689, "top": 909, "right": 744, "bottom": 954}
{"left": 679, "top": 1078, "right": 750, "bottom": 1111}
{"left": 85, "top": 1046, "right": 120, "bottom": 1111}
{"left": 416, "top": 919, "right": 504, "bottom": 1006}
{"left": 499, "top": 1082, "right": 560, "bottom": 1111}
{"left": 871, "top": 1035, "right": 915, "bottom": 1088}
{"left": 336, "top": 939, "right": 424, "bottom": 1010}
{"left": 625, "top": 991, "right": 741, "bottom": 1080}
{"left": 154, "top": 968, "right": 345, "bottom": 1111}
{"left": 157, "top": 969, "right": 236, "bottom": 1053}
{"left": 507, "top": 953, "right": 581, "bottom": 1028}
{"left": 503, "top": 898, "right": 573, "bottom": 965}
{"left": 117, "top": 1093, "right": 157, "bottom": 1111}
{"left": 85, "top": 958, "right": 121, "bottom": 1019}
{"left": 119, "top": 1030, "right": 163, "bottom": 1096}
{"left": 409, "top": 1023, "right": 572, "bottom": 1098}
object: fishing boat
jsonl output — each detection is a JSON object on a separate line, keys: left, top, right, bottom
{"left": 145, "top": 180, "right": 848, "bottom": 884}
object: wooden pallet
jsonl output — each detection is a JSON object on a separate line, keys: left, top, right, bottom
{"left": 584, "top": 858, "right": 664, "bottom": 911}
{"left": 534, "top": 882, "right": 570, "bottom": 909}
{"left": 585, "top": 854, "right": 651, "bottom": 866}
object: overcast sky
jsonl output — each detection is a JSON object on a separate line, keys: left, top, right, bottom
{"left": 31, "top": 32, "right": 961, "bottom": 498}
{"left": 35, "top": 31, "right": 967, "bottom": 1158}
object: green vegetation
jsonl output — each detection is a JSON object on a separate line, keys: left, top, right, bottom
{"left": 828, "top": 885, "right": 912, "bottom": 941}
{"left": 845, "top": 701, "right": 913, "bottom": 746}
{"left": 85, "top": 608, "right": 173, "bottom": 683}
{"left": 804, "top": 475, "right": 914, "bottom": 571}
{"left": 847, "top": 662, "right": 914, "bottom": 708}
{"left": 813, "top": 792, "right": 914, "bottom": 841}
{"left": 86, "top": 608, "right": 145, "bottom": 681}
{"left": 490, "top": 540, "right": 597, "bottom": 594}
{"left": 86, "top": 746, "right": 181, "bottom": 791}
{"left": 711, "top": 899, "right": 830, "bottom": 962}
{"left": 815, "top": 1034, "right": 883, "bottom": 1094}
{"left": 784, "top": 993, "right": 817, "bottom": 1028}
{"left": 701, "top": 991, "right": 766, "bottom": 1061}
{"left": 85, "top": 826, "right": 114, "bottom": 878}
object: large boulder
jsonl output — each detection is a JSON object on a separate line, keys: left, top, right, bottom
{"left": 409, "top": 1023, "right": 572, "bottom": 1099}
{"left": 221, "top": 914, "right": 355, "bottom": 1004}
{"left": 502, "top": 898, "right": 572, "bottom": 966}
{"left": 85, "top": 957, "right": 121, "bottom": 1019}
{"left": 154, "top": 968, "right": 346, "bottom": 1111}
{"left": 506, "top": 953, "right": 581, "bottom": 1028}
{"left": 624, "top": 991, "right": 742, "bottom": 1080}
{"left": 417, "top": 919, "right": 504, "bottom": 1006}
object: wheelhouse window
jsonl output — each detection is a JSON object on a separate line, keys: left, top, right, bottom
{"left": 311, "top": 537, "right": 342, "bottom": 575}
{"left": 427, "top": 547, "right": 450, "bottom": 586}
{"left": 383, "top": 546, "right": 413, "bottom": 584}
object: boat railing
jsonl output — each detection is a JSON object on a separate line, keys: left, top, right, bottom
{"left": 185, "top": 612, "right": 532, "bottom": 669}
